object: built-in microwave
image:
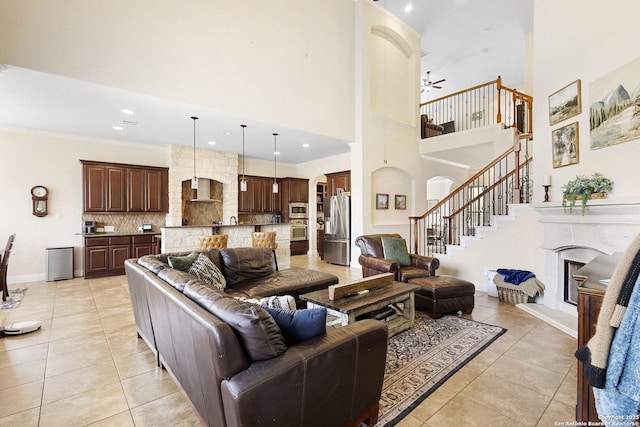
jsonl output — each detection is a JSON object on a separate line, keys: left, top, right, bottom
{"left": 289, "top": 202, "right": 308, "bottom": 219}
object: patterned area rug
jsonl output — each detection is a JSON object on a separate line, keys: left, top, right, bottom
{"left": 0, "top": 288, "right": 27, "bottom": 310}
{"left": 376, "top": 313, "right": 506, "bottom": 426}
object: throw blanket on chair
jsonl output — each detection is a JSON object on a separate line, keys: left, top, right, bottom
{"left": 496, "top": 268, "right": 535, "bottom": 285}
{"left": 593, "top": 272, "right": 640, "bottom": 424}
{"left": 575, "top": 232, "right": 640, "bottom": 390}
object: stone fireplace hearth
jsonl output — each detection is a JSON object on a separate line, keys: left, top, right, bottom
{"left": 525, "top": 198, "right": 640, "bottom": 337}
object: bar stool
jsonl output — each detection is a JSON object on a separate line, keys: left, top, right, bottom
{"left": 197, "top": 234, "right": 228, "bottom": 250}
{"left": 251, "top": 231, "right": 278, "bottom": 250}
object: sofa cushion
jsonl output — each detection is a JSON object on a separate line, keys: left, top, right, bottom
{"left": 157, "top": 267, "right": 205, "bottom": 292}
{"left": 263, "top": 306, "right": 327, "bottom": 345}
{"left": 381, "top": 237, "right": 411, "bottom": 266}
{"left": 184, "top": 282, "right": 287, "bottom": 361}
{"left": 168, "top": 251, "right": 199, "bottom": 271}
{"left": 221, "top": 247, "right": 276, "bottom": 286}
{"left": 188, "top": 253, "right": 226, "bottom": 291}
{"left": 137, "top": 255, "right": 169, "bottom": 275}
{"left": 230, "top": 267, "right": 339, "bottom": 299}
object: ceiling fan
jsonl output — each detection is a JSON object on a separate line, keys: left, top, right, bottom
{"left": 421, "top": 71, "right": 445, "bottom": 92}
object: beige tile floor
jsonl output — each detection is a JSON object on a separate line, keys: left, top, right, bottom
{"left": 0, "top": 254, "right": 578, "bottom": 426}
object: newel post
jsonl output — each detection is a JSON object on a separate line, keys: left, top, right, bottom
{"left": 496, "top": 75, "right": 502, "bottom": 124}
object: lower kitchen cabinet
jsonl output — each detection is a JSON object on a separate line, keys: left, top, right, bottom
{"left": 291, "top": 240, "right": 309, "bottom": 256}
{"left": 84, "top": 234, "right": 158, "bottom": 279}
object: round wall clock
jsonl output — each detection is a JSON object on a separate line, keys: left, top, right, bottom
{"left": 30, "top": 185, "right": 49, "bottom": 217}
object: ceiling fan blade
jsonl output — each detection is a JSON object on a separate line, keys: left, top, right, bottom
{"left": 432, "top": 79, "right": 446, "bottom": 85}
{"left": 432, "top": 85, "right": 442, "bottom": 89}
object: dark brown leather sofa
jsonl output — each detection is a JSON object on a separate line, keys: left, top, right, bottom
{"left": 355, "top": 234, "right": 440, "bottom": 282}
{"left": 125, "top": 247, "right": 388, "bottom": 427}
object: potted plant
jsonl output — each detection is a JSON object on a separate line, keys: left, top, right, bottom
{"left": 562, "top": 172, "right": 614, "bottom": 214}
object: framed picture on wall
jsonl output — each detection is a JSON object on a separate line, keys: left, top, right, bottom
{"left": 548, "top": 80, "right": 582, "bottom": 126}
{"left": 552, "top": 121, "right": 579, "bottom": 168}
{"left": 376, "top": 193, "right": 389, "bottom": 209}
{"left": 395, "top": 194, "right": 407, "bottom": 210}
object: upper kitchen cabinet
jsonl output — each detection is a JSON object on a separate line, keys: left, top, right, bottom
{"left": 280, "top": 178, "right": 309, "bottom": 203}
{"left": 127, "top": 167, "right": 168, "bottom": 212}
{"left": 325, "top": 170, "right": 350, "bottom": 197}
{"left": 238, "top": 175, "right": 282, "bottom": 214}
{"left": 81, "top": 160, "right": 168, "bottom": 213}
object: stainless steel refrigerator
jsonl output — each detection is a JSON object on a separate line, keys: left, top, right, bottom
{"left": 323, "top": 193, "right": 350, "bottom": 266}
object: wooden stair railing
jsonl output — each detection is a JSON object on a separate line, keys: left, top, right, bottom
{"left": 410, "top": 134, "right": 533, "bottom": 257}
{"left": 420, "top": 76, "right": 533, "bottom": 136}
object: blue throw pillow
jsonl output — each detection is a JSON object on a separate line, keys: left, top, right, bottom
{"left": 263, "top": 306, "right": 327, "bottom": 345}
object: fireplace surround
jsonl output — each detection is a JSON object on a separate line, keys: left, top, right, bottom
{"left": 528, "top": 198, "right": 640, "bottom": 335}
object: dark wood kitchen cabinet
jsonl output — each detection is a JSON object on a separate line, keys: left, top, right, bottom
{"left": 81, "top": 160, "right": 168, "bottom": 213}
{"left": 238, "top": 176, "right": 282, "bottom": 214}
{"left": 127, "top": 167, "right": 168, "bottom": 212}
{"left": 83, "top": 163, "right": 126, "bottom": 212}
{"left": 280, "top": 178, "right": 309, "bottom": 203}
{"left": 325, "top": 170, "right": 350, "bottom": 197}
{"left": 84, "top": 234, "right": 159, "bottom": 279}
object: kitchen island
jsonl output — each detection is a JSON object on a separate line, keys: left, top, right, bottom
{"left": 161, "top": 223, "right": 292, "bottom": 268}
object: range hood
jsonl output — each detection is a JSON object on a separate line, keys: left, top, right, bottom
{"left": 191, "top": 178, "right": 221, "bottom": 202}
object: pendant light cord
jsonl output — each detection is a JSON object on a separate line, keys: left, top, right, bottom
{"left": 241, "top": 124, "right": 247, "bottom": 181}
{"left": 273, "top": 133, "right": 278, "bottom": 184}
{"left": 191, "top": 116, "right": 198, "bottom": 179}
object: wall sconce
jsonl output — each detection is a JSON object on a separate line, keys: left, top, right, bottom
{"left": 240, "top": 124, "right": 247, "bottom": 192}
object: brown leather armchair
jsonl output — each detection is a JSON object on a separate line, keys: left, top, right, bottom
{"left": 355, "top": 234, "right": 440, "bottom": 282}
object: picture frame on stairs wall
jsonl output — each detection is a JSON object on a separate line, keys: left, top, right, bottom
{"left": 376, "top": 193, "right": 389, "bottom": 210}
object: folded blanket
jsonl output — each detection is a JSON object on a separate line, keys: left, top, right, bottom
{"left": 497, "top": 268, "right": 536, "bottom": 285}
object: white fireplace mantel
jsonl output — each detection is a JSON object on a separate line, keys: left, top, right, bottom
{"left": 521, "top": 198, "right": 640, "bottom": 337}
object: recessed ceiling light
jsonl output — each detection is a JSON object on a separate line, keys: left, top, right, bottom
{"left": 274, "top": 151, "right": 280, "bottom": 156}
{"left": 404, "top": 4, "right": 412, "bottom": 12}
{"left": 302, "top": 143, "right": 310, "bottom": 148}
{"left": 208, "top": 141, "right": 216, "bottom": 145}
{"left": 222, "top": 131, "right": 232, "bottom": 135}
{"left": 113, "top": 125, "right": 123, "bottom": 131}
{"left": 121, "top": 109, "right": 134, "bottom": 115}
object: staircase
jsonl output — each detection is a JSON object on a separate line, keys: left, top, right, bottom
{"left": 412, "top": 76, "right": 534, "bottom": 261}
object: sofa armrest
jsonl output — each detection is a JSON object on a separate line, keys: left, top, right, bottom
{"left": 410, "top": 254, "right": 440, "bottom": 275}
{"left": 358, "top": 255, "right": 399, "bottom": 274}
{"left": 221, "top": 320, "right": 388, "bottom": 427}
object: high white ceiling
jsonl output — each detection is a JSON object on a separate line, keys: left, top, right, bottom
{"left": 0, "top": 0, "right": 532, "bottom": 165}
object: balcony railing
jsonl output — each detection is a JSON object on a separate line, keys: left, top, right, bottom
{"left": 420, "top": 76, "right": 532, "bottom": 136}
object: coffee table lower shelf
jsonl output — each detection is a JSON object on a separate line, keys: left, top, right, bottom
{"left": 300, "top": 282, "right": 419, "bottom": 337}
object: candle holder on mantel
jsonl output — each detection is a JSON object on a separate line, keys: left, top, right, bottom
{"left": 543, "top": 185, "right": 551, "bottom": 202}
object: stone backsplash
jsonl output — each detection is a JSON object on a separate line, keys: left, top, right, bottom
{"left": 82, "top": 213, "right": 167, "bottom": 234}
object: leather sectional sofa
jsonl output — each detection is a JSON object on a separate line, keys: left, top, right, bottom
{"left": 125, "top": 247, "right": 388, "bottom": 427}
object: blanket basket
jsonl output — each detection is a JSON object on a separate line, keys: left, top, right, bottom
{"left": 496, "top": 285, "right": 535, "bottom": 304}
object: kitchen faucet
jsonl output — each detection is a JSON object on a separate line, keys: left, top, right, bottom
{"left": 230, "top": 216, "right": 237, "bottom": 225}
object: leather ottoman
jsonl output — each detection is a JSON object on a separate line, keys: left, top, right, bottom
{"left": 408, "top": 275, "right": 475, "bottom": 319}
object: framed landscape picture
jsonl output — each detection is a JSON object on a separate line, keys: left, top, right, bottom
{"left": 589, "top": 56, "right": 640, "bottom": 150}
{"left": 548, "top": 80, "right": 582, "bottom": 126}
{"left": 552, "top": 121, "right": 579, "bottom": 168}
{"left": 376, "top": 193, "right": 389, "bottom": 209}
{"left": 395, "top": 194, "right": 406, "bottom": 210}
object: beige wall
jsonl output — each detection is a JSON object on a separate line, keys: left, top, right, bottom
{"left": 0, "top": 128, "right": 167, "bottom": 281}
{"left": 0, "top": 0, "right": 356, "bottom": 142}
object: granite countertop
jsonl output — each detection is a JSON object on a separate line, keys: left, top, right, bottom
{"left": 162, "top": 223, "right": 291, "bottom": 228}
{"left": 80, "top": 231, "right": 161, "bottom": 237}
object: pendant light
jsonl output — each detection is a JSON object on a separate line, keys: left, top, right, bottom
{"left": 191, "top": 116, "right": 199, "bottom": 190}
{"left": 240, "top": 124, "right": 248, "bottom": 192}
{"left": 272, "top": 133, "right": 279, "bottom": 193}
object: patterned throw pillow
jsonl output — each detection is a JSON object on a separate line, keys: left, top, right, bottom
{"left": 236, "top": 295, "right": 297, "bottom": 311}
{"left": 188, "top": 253, "right": 227, "bottom": 291}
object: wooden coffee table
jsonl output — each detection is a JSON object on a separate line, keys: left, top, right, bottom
{"left": 300, "top": 281, "right": 420, "bottom": 337}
